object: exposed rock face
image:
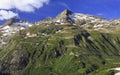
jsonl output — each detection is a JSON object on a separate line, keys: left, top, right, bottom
{"left": 3, "top": 18, "right": 20, "bottom": 26}
{"left": 53, "top": 9, "right": 120, "bottom": 32}
{"left": 54, "top": 9, "right": 75, "bottom": 24}
{"left": 53, "top": 9, "right": 109, "bottom": 28}
{"left": 0, "top": 50, "right": 29, "bottom": 75}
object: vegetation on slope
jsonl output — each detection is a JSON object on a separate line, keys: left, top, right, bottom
{"left": 0, "top": 24, "right": 120, "bottom": 75}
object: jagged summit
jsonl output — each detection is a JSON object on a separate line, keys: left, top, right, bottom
{"left": 54, "top": 9, "right": 75, "bottom": 24}
{"left": 61, "top": 9, "right": 73, "bottom": 16}
{"left": 53, "top": 9, "right": 107, "bottom": 26}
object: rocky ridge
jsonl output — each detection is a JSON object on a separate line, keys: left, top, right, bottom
{"left": 0, "top": 9, "right": 120, "bottom": 75}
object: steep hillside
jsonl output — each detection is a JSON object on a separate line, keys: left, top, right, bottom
{"left": 0, "top": 9, "right": 120, "bottom": 75}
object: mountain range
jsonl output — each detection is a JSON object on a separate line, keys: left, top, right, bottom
{"left": 0, "top": 9, "right": 120, "bottom": 75}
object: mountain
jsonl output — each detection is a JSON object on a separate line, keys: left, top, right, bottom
{"left": 54, "top": 9, "right": 75, "bottom": 24}
{"left": 54, "top": 9, "right": 120, "bottom": 32}
{"left": 0, "top": 9, "right": 120, "bottom": 75}
{"left": 3, "top": 18, "right": 20, "bottom": 26}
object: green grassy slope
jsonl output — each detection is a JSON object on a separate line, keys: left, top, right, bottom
{"left": 0, "top": 24, "right": 120, "bottom": 75}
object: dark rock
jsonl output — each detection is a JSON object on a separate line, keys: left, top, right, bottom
{"left": 3, "top": 18, "right": 20, "bottom": 26}
{"left": 0, "top": 50, "right": 29, "bottom": 75}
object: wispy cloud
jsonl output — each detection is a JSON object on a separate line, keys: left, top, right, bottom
{"left": 0, "top": 0, "right": 50, "bottom": 20}
{"left": 59, "top": 2, "right": 70, "bottom": 10}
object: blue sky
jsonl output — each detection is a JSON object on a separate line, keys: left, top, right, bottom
{"left": 0, "top": 0, "right": 120, "bottom": 24}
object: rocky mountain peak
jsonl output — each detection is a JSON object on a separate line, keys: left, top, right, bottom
{"left": 61, "top": 9, "right": 73, "bottom": 16}
{"left": 55, "top": 9, "right": 73, "bottom": 19}
{"left": 54, "top": 9, "right": 74, "bottom": 24}
{"left": 3, "top": 18, "right": 20, "bottom": 26}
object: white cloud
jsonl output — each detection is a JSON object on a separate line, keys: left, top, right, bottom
{"left": 0, "top": 10, "right": 18, "bottom": 20}
{"left": 0, "top": 0, "right": 50, "bottom": 20}
{"left": 14, "top": 0, "right": 50, "bottom": 12}
{"left": 0, "top": 0, "right": 13, "bottom": 10}
{"left": 0, "top": 0, "right": 50, "bottom": 12}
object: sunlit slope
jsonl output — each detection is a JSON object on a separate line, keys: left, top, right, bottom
{"left": 0, "top": 24, "right": 120, "bottom": 75}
